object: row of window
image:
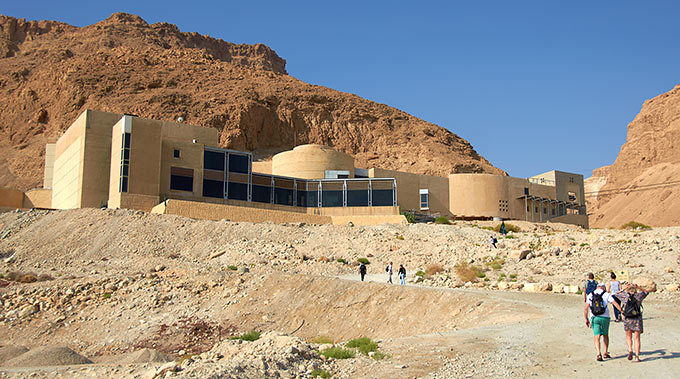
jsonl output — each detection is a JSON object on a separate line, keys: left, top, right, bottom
{"left": 119, "top": 133, "right": 131, "bottom": 193}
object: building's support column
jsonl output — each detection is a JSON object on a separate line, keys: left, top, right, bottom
{"left": 524, "top": 197, "right": 528, "bottom": 221}
{"left": 342, "top": 180, "right": 347, "bottom": 207}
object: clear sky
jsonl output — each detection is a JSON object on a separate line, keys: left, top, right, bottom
{"left": 3, "top": 1, "right": 679, "bottom": 178}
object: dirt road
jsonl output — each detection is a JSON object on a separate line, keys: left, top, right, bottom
{"left": 338, "top": 273, "right": 680, "bottom": 378}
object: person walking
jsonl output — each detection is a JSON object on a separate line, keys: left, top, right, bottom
{"left": 606, "top": 272, "right": 622, "bottom": 322}
{"left": 398, "top": 264, "right": 406, "bottom": 286}
{"left": 359, "top": 262, "right": 367, "bottom": 282}
{"left": 584, "top": 273, "right": 597, "bottom": 302}
{"left": 584, "top": 283, "right": 623, "bottom": 361}
{"left": 614, "top": 283, "right": 649, "bottom": 362}
{"left": 490, "top": 236, "right": 498, "bottom": 249}
{"left": 386, "top": 262, "right": 393, "bottom": 284}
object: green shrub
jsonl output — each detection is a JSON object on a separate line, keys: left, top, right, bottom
{"left": 371, "top": 351, "right": 389, "bottom": 360}
{"left": 476, "top": 272, "right": 486, "bottom": 278}
{"left": 485, "top": 257, "right": 504, "bottom": 271}
{"left": 230, "top": 331, "right": 260, "bottom": 341}
{"left": 509, "top": 273, "right": 517, "bottom": 279}
{"left": 357, "top": 258, "right": 370, "bottom": 264}
{"left": 401, "top": 212, "right": 416, "bottom": 223}
{"left": 102, "top": 293, "right": 112, "bottom": 299}
{"left": 227, "top": 265, "right": 238, "bottom": 271}
{"left": 471, "top": 224, "right": 479, "bottom": 228}
{"left": 311, "top": 369, "right": 332, "bottom": 378}
{"left": 504, "top": 235, "right": 516, "bottom": 239}
{"left": 576, "top": 289, "right": 583, "bottom": 295}
{"left": 310, "top": 336, "right": 334, "bottom": 344}
{"left": 346, "top": 337, "right": 378, "bottom": 355}
{"left": 415, "top": 270, "right": 425, "bottom": 277}
{"left": 434, "top": 216, "right": 451, "bottom": 225}
{"left": 336, "top": 258, "right": 347, "bottom": 264}
{"left": 620, "top": 221, "right": 651, "bottom": 230}
{"left": 484, "top": 277, "right": 490, "bottom": 282}
{"left": 495, "top": 223, "right": 521, "bottom": 233}
{"left": 480, "top": 226, "right": 494, "bottom": 231}
{"left": 396, "top": 235, "right": 405, "bottom": 240}
{"left": 579, "top": 243, "right": 589, "bottom": 247}
{"left": 320, "top": 346, "right": 355, "bottom": 359}
{"left": 499, "top": 273, "right": 506, "bottom": 278}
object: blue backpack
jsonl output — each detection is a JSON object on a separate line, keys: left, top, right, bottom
{"left": 585, "top": 280, "right": 598, "bottom": 295}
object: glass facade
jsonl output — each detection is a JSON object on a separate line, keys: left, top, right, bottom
{"left": 201, "top": 147, "right": 396, "bottom": 208}
{"left": 119, "top": 132, "right": 130, "bottom": 192}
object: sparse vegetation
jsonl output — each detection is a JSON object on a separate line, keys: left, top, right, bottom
{"left": 579, "top": 243, "right": 589, "bottom": 247}
{"left": 346, "top": 337, "right": 378, "bottom": 355}
{"left": 357, "top": 257, "right": 370, "bottom": 264}
{"left": 476, "top": 272, "right": 486, "bottom": 278}
{"left": 4, "top": 271, "right": 53, "bottom": 283}
{"left": 425, "top": 264, "right": 445, "bottom": 276}
{"left": 509, "top": 273, "right": 517, "bottom": 279}
{"left": 102, "top": 293, "right": 112, "bottom": 299}
{"left": 227, "top": 265, "right": 238, "bottom": 271}
{"left": 504, "top": 235, "right": 517, "bottom": 239}
{"left": 230, "top": 331, "right": 261, "bottom": 342}
{"left": 528, "top": 239, "right": 542, "bottom": 251}
{"left": 481, "top": 226, "right": 494, "bottom": 231}
{"left": 621, "top": 221, "right": 651, "bottom": 230}
{"left": 319, "top": 346, "right": 355, "bottom": 359}
{"left": 615, "top": 239, "right": 633, "bottom": 244}
{"left": 396, "top": 235, "right": 405, "bottom": 240}
{"left": 485, "top": 257, "right": 505, "bottom": 270}
{"left": 415, "top": 270, "right": 426, "bottom": 277}
{"left": 401, "top": 211, "right": 416, "bottom": 224}
{"left": 310, "top": 336, "right": 334, "bottom": 344}
{"left": 454, "top": 262, "right": 483, "bottom": 282}
{"left": 311, "top": 369, "right": 332, "bottom": 378}
{"left": 434, "top": 216, "right": 451, "bottom": 225}
{"left": 336, "top": 258, "right": 347, "bottom": 264}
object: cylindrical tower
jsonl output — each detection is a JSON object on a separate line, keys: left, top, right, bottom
{"left": 272, "top": 144, "right": 355, "bottom": 179}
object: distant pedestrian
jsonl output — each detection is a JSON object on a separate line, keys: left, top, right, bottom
{"left": 359, "top": 263, "right": 367, "bottom": 282}
{"left": 584, "top": 273, "right": 597, "bottom": 302}
{"left": 398, "top": 264, "right": 406, "bottom": 286}
{"left": 606, "top": 272, "right": 622, "bottom": 322}
{"left": 584, "top": 282, "right": 623, "bottom": 361}
{"left": 499, "top": 221, "right": 507, "bottom": 235}
{"left": 614, "top": 283, "right": 649, "bottom": 362}
{"left": 490, "top": 236, "right": 498, "bottom": 249}
{"left": 386, "top": 262, "right": 393, "bottom": 284}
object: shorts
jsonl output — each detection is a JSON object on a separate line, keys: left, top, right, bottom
{"left": 591, "top": 316, "right": 610, "bottom": 336}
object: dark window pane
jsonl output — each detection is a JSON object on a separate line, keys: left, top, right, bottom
{"left": 204, "top": 151, "right": 225, "bottom": 171}
{"left": 171, "top": 175, "right": 193, "bottom": 192}
{"left": 123, "top": 149, "right": 130, "bottom": 160}
{"left": 296, "top": 190, "right": 306, "bottom": 207}
{"left": 173, "top": 149, "right": 180, "bottom": 158}
{"left": 120, "top": 177, "right": 128, "bottom": 193}
{"left": 347, "top": 189, "right": 369, "bottom": 207}
{"left": 321, "top": 190, "right": 343, "bottom": 207}
{"left": 252, "top": 185, "right": 271, "bottom": 203}
{"left": 228, "top": 153, "right": 249, "bottom": 174}
{"left": 202, "top": 179, "right": 223, "bottom": 198}
{"left": 372, "top": 189, "right": 394, "bottom": 206}
{"left": 122, "top": 164, "right": 129, "bottom": 176}
{"left": 227, "top": 182, "right": 248, "bottom": 200}
{"left": 123, "top": 133, "right": 131, "bottom": 149}
{"left": 307, "top": 190, "right": 318, "bottom": 207}
{"left": 420, "top": 194, "right": 428, "bottom": 203}
{"left": 275, "top": 188, "right": 294, "bottom": 206}
{"left": 524, "top": 187, "right": 529, "bottom": 195}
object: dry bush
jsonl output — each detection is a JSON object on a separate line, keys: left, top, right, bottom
{"left": 37, "top": 274, "right": 54, "bottom": 282}
{"left": 317, "top": 256, "right": 331, "bottom": 263}
{"left": 5, "top": 271, "right": 22, "bottom": 281}
{"left": 454, "top": 262, "right": 482, "bottom": 282}
{"left": 18, "top": 273, "right": 38, "bottom": 283}
{"left": 425, "top": 264, "right": 445, "bottom": 276}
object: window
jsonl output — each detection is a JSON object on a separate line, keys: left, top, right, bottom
{"left": 204, "top": 150, "right": 225, "bottom": 171}
{"left": 535, "top": 207, "right": 539, "bottom": 213}
{"left": 170, "top": 167, "right": 193, "bottom": 192}
{"left": 119, "top": 132, "right": 131, "bottom": 192}
{"left": 228, "top": 153, "right": 249, "bottom": 174}
{"left": 569, "top": 177, "right": 574, "bottom": 183}
{"left": 419, "top": 189, "right": 429, "bottom": 210}
{"left": 173, "top": 149, "right": 180, "bottom": 158}
{"left": 524, "top": 187, "right": 529, "bottom": 195}
{"left": 568, "top": 191, "right": 577, "bottom": 201}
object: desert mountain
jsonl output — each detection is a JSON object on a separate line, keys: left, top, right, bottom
{"left": 0, "top": 13, "right": 503, "bottom": 191}
{"left": 586, "top": 84, "right": 680, "bottom": 227}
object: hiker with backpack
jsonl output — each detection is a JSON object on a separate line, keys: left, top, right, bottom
{"left": 398, "top": 264, "right": 406, "bottom": 286}
{"left": 584, "top": 282, "right": 624, "bottom": 361}
{"left": 490, "top": 236, "right": 498, "bottom": 249}
{"left": 386, "top": 262, "right": 393, "bottom": 284}
{"left": 606, "top": 272, "right": 622, "bottom": 322}
{"left": 583, "top": 273, "right": 597, "bottom": 302}
{"left": 614, "top": 283, "right": 649, "bottom": 362}
{"left": 359, "top": 262, "right": 367, "bottom": 282}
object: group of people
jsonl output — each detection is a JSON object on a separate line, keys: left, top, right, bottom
{"left": 584, "top": 272, "right": 649, "bottom": 362}
{"left": 358, "top": 262, "right": 406, "bottom": 285}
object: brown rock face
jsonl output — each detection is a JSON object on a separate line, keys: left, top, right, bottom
{"left": 0, "top": 13, "right": 503, "bottom": 191}
{"left": 587, "top": 84, "right": 680, "bottom": 227}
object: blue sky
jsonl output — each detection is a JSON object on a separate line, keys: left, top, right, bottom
{"left": 3, "top": 1, "right": 679, "bottom": 178}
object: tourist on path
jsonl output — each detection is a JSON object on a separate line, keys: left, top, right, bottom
{"left": 584, "top": 282, "right": 623, "bottom": 361}
{"left": 398, "top": 264, "right": 406, "bottom": 286}
{"left": 386, "top": 262, "right": 393, "bottom": 284}
{"left": 359, "top": 262, "right": 367, "bottom": 282}
{"left": 614, "top": 283, "right": 649, "bottom": 362}
{"left": 584, "top": 272, "right": 597, "bottom": 302}
{"left": 606, "top": 272, "right": 622, "bottom": 322}
{"left": 490, "top": 236, "right": 497, "bottom": 249}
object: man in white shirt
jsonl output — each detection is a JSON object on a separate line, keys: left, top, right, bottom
{"left": 584, "top": 283, "right": 624, "bottom": 361}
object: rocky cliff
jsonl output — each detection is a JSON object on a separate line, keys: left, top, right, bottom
{"left": 0, "top": 13, "right": 503, "bottom": 190}
{"left": 586, "top": 84, "right": 680, "bottom": 227}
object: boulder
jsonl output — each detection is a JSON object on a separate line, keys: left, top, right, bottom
{"left": 497, "top": 281, "right": 509, "bottom": 290}
{"left": 509, "top": 249, "right": 531, "bottom": 261}
{"left": 633, "top": 277, "right": 657, "bottom": 292}
{"left": 665, "top": 284, "right": 679, "bottom": 292}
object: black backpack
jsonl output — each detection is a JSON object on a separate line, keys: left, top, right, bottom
{"left": 590, "top": 292, "right": 607, "bottom": 316}
{"left": 623, "top": 295, "right": 642, "bottom": 319}
{"left": 386, "top": 265, "right": 389, "bottom": 273}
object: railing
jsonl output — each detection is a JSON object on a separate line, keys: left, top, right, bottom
{"left": 527, "top": 177, "right": 555, "bottom": 186}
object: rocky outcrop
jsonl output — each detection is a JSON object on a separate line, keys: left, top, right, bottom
{"left": 587, "top": 84, "right": 680, "bottom": 227}
{"left": 0, "top": 13, "right": 503, "bottom": 191}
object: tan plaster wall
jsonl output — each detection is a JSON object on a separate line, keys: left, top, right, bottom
{"left": 0, "top": 188, "right": 23, "bottom": 208}
{"left": 449, "top": 174, "right": 509, "bottom": 218}
{"left": 80, "top": 110, "right": 123, "bottom": 208}
{"left": 128, "top": 118, "right": 162, "bottom": 197}
{"left": 548, "top": 214, "right": 589, "bottom": 228}
{"left": 23, "top": 188, "right": 52, "bottom": 209}
{"left": 108, "top": 119, "right": 124, "bottom": 209}
{"left": 154, "top": 199, "right": 332, "bottom": 224}
{"left": 370, "top": 168, "right": 450, "bottom": 217}
{"left": 52, "top": 112, "right": 86, "bottom": 209}
{"left": 272, "top": 144, "right": 354, "bottom": 179}
{"left": 119, "top": 193, "right": 160, "bottom": 212}
{"left": 252, "top": 160, "right": 272, "bottom": 174}
{"left": 43, "top": 144, "right": 55, "bottom": 189}
{"left": 159, "top": 140, "right": 204, "bottom": 202}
